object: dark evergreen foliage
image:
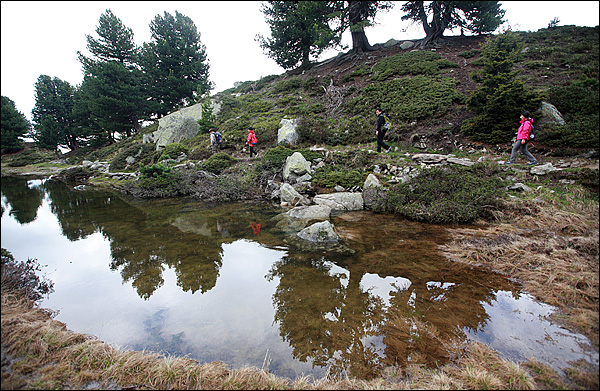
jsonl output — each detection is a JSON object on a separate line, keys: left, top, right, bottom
{"left": 1, "top": 96, "right": 30, "bottom": 153}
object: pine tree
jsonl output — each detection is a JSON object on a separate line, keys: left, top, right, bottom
{"left": 257, "top": 1, "right": 343, "bottom": 70}
{"left": 401, "top": 1, "right": 505, "bottom": 47}
{"left": 76, "top": 9, "right": 147, "bottom": 144}
{"left": 140, "top": 11, "right": 212, "bottom": 118}
{"left": 32, "top": 75, "right": 77, "bottom": 151}
{"left": 1, "top": 96, "right": 31, "bottom": 153}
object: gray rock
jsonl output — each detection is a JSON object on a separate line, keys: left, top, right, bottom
{"left": 399, "top": 41, "right": 414, "bottom": 50}
{"left": 297, "top": 221, "right": 340, "bottom": 243}
{"left": 283, "top": 152, "right": 311, "bottom": 181}
{"left": 286, "top": 204, "right": 332, "bottom": 219}
{"left": 313, "top": 192, "right": 364, "bottom": 211}
{"left": 447, "top": 157, "right": 475, "bottom": 166}
{"left": 412, "top": 153, "right": 448, "bottom": 164}
{"left": 530, "top": 163, "right": 559, "bottom": 175}
{"left": 537, "top": 101, "right": 565, "bottom": 128}
{"left": 363, "top": 173, "right": 381, "bottom": 189}
{"left": 278, "top": 118, "right": 300, "bottom": 145}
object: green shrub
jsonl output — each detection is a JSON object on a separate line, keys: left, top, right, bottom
{"left": 462, "top": 32, "right": 543, "bottom": 144}
{"left": 159, "top": 143, "right": 189, "bottom": 161}
{"left": 346, "top": 75, "right": 465, "bottom": 124}
{"left": 200, "top": 152, "right": 237, "bottom": 174}
{"left": 260, "top": 145, "right": 294, "bottom": 171}
{"left": 109, "top": 143, "right": 153, "bottom": 172}
{"left": 371, "top": 51, "right": 459, "bottom": 81}
{"left": 5, "top": 149, "right": 47, "bottom": 167}
{"left": 312, "top": 167, "right": 366, "bottom": 189}
{"left": 375, "top": 163, "right": 505, "bottom": 224}
{"left": 139, "top": 162, "right": 172, "bottom": 179}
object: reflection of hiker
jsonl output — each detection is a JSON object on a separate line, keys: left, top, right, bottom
{"left": 251, "top": 220, "right": 261, "bottom": 236}
{"left": 505, "top": 110, "right": 538, "bottom": 166}
{"left": 217, "top": 218, "right": 230, "bottom": 237}
{"left": 246, "top": 126, "right": 258, "bottom": 158}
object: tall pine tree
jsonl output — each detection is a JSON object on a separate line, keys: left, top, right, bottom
{"left": 77, "top": 9, "right": 147, "bottom": 144}
{"left": 32, "top": 75, "right": 77, "bottom": 151}
{"left": 257, "top": 1, "right": 343, "bottom": 70}
{"left": 140, "top": 11, "right": 212, "bottom": 118}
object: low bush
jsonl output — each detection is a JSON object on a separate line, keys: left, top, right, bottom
{"left": 200, "top": 152, "right": 237, "bottom": 174}
{"left": 1, "top": 248, "right": 54, "bottom": 302}
{"left": 374, "top": 163, "right": 505, "bottom": 224}
{"left": 312, "top": 167, "right": 366, "bottom": 189}
{"left": 159, "top": 143, "right": 189, "bottom": 161}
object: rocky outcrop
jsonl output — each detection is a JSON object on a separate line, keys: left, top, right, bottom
{"left": 144, "top": 100, "right": 221, "bottom": 150}
{"left": 278, "top": 118, "right": 300, "bottom": 145}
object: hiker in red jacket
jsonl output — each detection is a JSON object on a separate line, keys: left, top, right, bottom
{"left": 505, "top": 110, "right": 538, "bottom": 166}
{"left": 246, "top": 126, "right": 258, "bottom": 158}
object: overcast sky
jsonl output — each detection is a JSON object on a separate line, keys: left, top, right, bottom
{"left": 2, "top": 1, "right": 598, "bottom": 122}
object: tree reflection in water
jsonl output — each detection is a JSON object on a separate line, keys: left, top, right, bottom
{"left": 267, "top": 213, "right": 520, "bottom": 379}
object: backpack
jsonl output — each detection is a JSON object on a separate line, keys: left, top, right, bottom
{"left": 529, "top": 124, "right": 535, "bottom": 140}
{"left": 382, "top": 114, "right": 391, "bottom": 132}
{"left": 215, "top": 131, "right": 222, "bottom": 144}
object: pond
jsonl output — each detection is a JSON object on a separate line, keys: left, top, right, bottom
{"left": 1, "top": 176, "right": 597, "bottom": 380}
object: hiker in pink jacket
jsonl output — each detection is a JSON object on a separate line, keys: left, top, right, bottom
{"left": 246, "top": 126, "right": 258, "bottom": 158}
{"left": 505, "top": 110, "right": 538, "bottom": 166}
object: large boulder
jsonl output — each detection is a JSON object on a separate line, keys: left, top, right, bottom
{"left": 536, "top": 101, "right": 565, "bottom": 128}
{"left": 313, "top": 192, "right": 364, "bottom": 211}
{"left": 283, "top": 152, "right": 312, "bottom": 182}
{"left": 278, "top": 118, "right": 300, "bottom": 145}
{"left": 146, "top": 100, "right": 221, "bottom": 150}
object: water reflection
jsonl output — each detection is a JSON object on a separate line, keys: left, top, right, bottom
{"left": 1, "top": 176, "right": 597, "bottom": 380}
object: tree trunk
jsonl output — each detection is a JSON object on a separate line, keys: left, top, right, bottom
{"left": 417, "top": 1, "right": 452, "bottom": 48}
{"left": 348, "top": 1, "right": 375, "bottom": 53}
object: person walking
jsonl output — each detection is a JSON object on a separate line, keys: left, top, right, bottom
{"left": 246, "top": 126, "right": 258, "bottom": 158}
{"left": 209, "top": 128, "right": 219, "bottom": 155}
{"left": 505, "top": 110, "right": 538, "bottom": 166}
{"left": 375, "top": 108, "right": 391, "bottom": 153}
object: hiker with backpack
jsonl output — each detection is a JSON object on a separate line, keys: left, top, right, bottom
{"left": 375, "top": 108, "right": 392, "bottom": 153}
{"left": 209, "top": 128, "right": 222, "bottom": 155}
{"left": 504, "top": 110, "right": 538, "bottom": 166}
{"left": 246, "top": 126, "right": 258, "bottom": 158}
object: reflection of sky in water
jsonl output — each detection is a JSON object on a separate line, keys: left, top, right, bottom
{"left": 2, "top": 188, "right": 598, "bottom": 379}
{"left": 360, "top": 273, "right": 412, "bottom": 307}
{"left": 466, "top": 290, "right": 599, "bottom": 374}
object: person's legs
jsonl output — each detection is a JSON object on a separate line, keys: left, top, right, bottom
{"left": 250, "top": 146, "right": 255, "bottom": 157}
{"left": 507, "top": 140, "right": 521, "bottom": 164}
{"left": 521, "top": 143, "right": 538, "bottom": 164}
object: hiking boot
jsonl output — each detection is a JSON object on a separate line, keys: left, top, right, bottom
{"left": 503, "top": 162, "right": 513, "bottom": 166}
{"left": 527, "top": 162, "right": 538, "bottom": 166}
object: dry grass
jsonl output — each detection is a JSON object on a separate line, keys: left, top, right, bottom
{"left": 439, "top": 186, "right": 599, "bottom": 388}
{"left": 0, "top": 289, "right": 584, "bottom": 390}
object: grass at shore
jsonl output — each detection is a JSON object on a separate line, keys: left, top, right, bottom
{"left": 0, "top": 291, "right": 574, "bottom": 390}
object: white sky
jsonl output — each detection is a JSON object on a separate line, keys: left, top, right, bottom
{"left": 2, "top": 1, "right": 599, "bottom": 122}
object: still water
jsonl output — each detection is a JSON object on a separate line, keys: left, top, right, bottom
{"left": 1, "top": 176, "right": 597, "bottom": 380}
